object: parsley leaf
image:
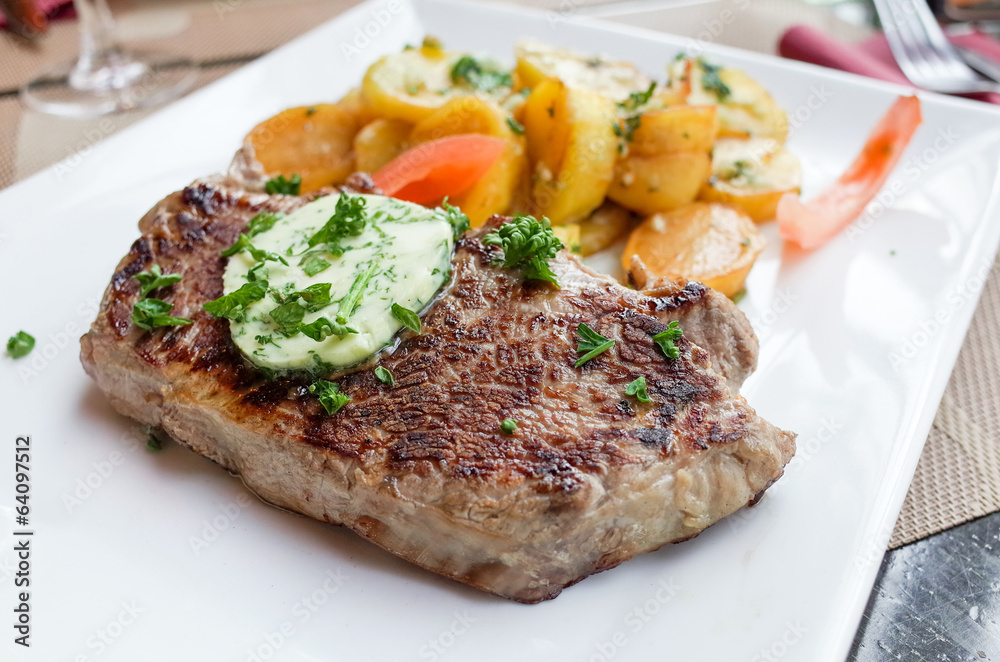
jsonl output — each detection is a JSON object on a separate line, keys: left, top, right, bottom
{"left": 391, "top": 303, "right": 421, "bottom": 333}
{"left": 450, "top": 56, "right": 513, "bottom": 92}
{"left": 203, "top": 281, "right": 268, "bottom": 321}
{"left": 309, "top": 380, "right": 350, "bottom": 415}
{"left": 221, "top": 235, "right": 289, "bottom": 265}
{"left": 269, "top": 301, "right": 306, "bottom": 335}
{"left": 506, "top": 116, "right": 525, "bottom": 135}
{"left": 615, "top": 82, "right": 656, "bottom": 144}
{"left": 134, "top": 264, "right": 182, "bottom": 298}
{"left": 306, "top": 193, "right": 367, "bottom": 253}
{"left": 299, "top": 317, "right": 357, "bottom": 341}
{"left": 5, "top": 331, "right": 34, "bottom": 359}
{"left": 146, "top": 434, "right": 163, "bottom": 452}
{"left": 500, "top": 418, "right": 517, "bottom": 434}
{"left": 618, "top": 82, "right": 657, "bottom": 114}
{"left": 264, "top": 174, "right": 301, "bottom": 195}
{"left": 295, "top": 283, "right": 333, "bottom": 312}
{"left": 698, "top": 60, "right": 731, "bottom": 101}
{"left": 574, "top": 323, "right": 615, "bottom": 367}
{"left": 132, "top": 298, "right": 193, "bottom": 331}
{"left": 439, "top": 200, "right": 470, "bottom": 240}
{"left": 374, "top": 366, "right": 395, "bottom": 387}
{"left": 247, "top": 263, "right": 269, "bottom": 283}
{"left": 301, "top": 255, "right": 331, "bottom": 277}
{"left": 482, "top": 215, "right": 564, "bottom": 287}
{"left": 625, "top": 376, "right": 651, "bottom": 402}
{"left": 337, "top": 262, "right": 379, "bottom": 325}
{"left": 653, "top": 321, "right": 684, "bottom": 359}
{"left": 246, "top": 211, "right": 284, "bottom": 237}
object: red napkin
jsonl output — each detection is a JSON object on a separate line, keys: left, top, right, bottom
{"left": 0, "top": 0, "right": 72, "bottom": 32}
{"left": 779, "top": 24, "right": 1000, "bottom": 104}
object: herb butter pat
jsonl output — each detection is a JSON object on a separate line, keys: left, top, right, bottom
{"left": 221, "top": 194, "right": 454, "bottom": 372}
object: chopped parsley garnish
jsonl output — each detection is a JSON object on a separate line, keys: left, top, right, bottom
{"left": 375, "top": 366, "right": 395, "bottom": 387}
{"left": 203, "top": 280, "right": 268, "bottom": 321}
{"left": 132, "top": 298, "right": 193, "bottom": 331}
{"left": 221, "top": 235, "right": 289, "bottom": 265}
{"left": 301, "top": 255, "right": 331, "bottom": 277}
{"left": 306, "top": 193, "right": 367, "bottom": 254}
{"left": 391, "top": 303, "right": 421, "bottom": 333}
{"left": 264, "top": 174, "right": 301, "bottom": 196}
{"left": 574, "top": 323, "right": 615, "bottom": 367}
{"left": 506, "top": 116, "right": 525, "bottom": 135}
{"left": 450, "top": 56, "right": 513, "bottom": 92}
{"left": 269, "top": 301, "right": 306, "bottom": 335}
{"left": 134, "top": 264, "right": 182, "bottom": 298}
{"left": 247, "top": 263, "right": 269, "bottom": 282}
{"left": 625, "top": 376, "right": 651, "bottom": 403}
{"left": 440, "top": 200, "right": 470, "bottom": 240}
{"left": 614, "top": 82, "right": 656, "bottom": 145}
{"left": 146, "top": 434, "right": 163, "bottom": 452}
{"left": 337, "top": 262, "right": 379, "bottom": 325}
{"left": 618, "top": 82, "right": 657, "bottom": 114}
{"left": 294, "top": 283, "right": 333, "bottom": 311}
{"left": 255, "top": 334, "right": 278, "bottom": 346}
{"left": 653, "top": 321, "right": 683, "bottom": 359}
{"left": 246, "top": 211, "right": 284, "bottom": 237}
{"left": 483, "top": 215, "right": 564, "bottom": 287}
{"left": 500, "top": 418, "right": 517, "bottom": 434}
{"left": 699, "top": 60, "right": 731, "bottom": 101}
{"left": 299, "top": 317, "right": 357, "bottom": 341}
{"left": 309, "top": 380, "right": 350, "bottom": 415}
{"left": 731, "top": 288, "right": 747, "bottom": 304}
{"left": 5, "top": 331, "right": 34, "bottom": 359}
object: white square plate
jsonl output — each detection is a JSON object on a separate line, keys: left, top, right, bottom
{"left": 2, "top": 1, "right": 1000, "bottom": 660}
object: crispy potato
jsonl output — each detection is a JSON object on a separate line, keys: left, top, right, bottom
{"left": 245, "top": 104, "right": 359, "bottom": 193}
{"left": 628, "top": 105, "right": 717, "bottom": 157}
{"left": 514, "top": 39, "right": 652, "bottom": 102}
{"left": 698, "top": 137, "right": 802, "bottom": 222}
{"left": 667, "top": 57, "right": 789, "bottom": 144}
{"left": 622, "top": 202, "right": 764, "bottom": 297}
{"left": 362, "top": 43, "right": 511, "bottom": 124}
{"left": 607, "top": 151, "right": 712, "bottom": 216}
{"left": 521, "top": 79, "right": 618, "bottom": 225}
{"left": 336, "top": 87, "right": 378, "bottom": 127}
{"left": 622, "top": 202, "right": 763, "bottom": 298}
{"left": 577, "top": 201, "right": 632, "bottom": 256}
{"left": 410, "top": 96, "right": 527, "bottom": 227}
{"left": 552, "top": 222, "right": 582, "bottom": 254}
{"left": 354, "top": 118, "right": 412, "bottom": 174}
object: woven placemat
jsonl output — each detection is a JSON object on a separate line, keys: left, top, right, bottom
{"left": 0, "top": 0, "right": 997, "bottom": 549}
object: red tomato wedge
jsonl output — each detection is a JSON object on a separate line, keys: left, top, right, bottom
{"left": 372, "top": 134, "right": 507, "bottom": 205}
{"left": 778, "top": 95, "right": 922, "bottom": 250}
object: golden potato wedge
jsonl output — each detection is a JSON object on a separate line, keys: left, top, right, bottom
{"left": 521, "top": 79, "right": 618, "bottom": 225}
{"left": 698, "top": 137, "right": 802, "bottom": 222}
{"left": 245, "top": 104, "right": 359, "bottom": 193}
{"left": 552, "top": 222, "right": 582, "bottom": 254}
{"left": 628, "top": 105, "right": 718, "bottom": 157}
{"left": 607, "top": 151, "right": 711, "bottom": 216}
{"left": 354, "top": 118, "right": 412, "bottom": 173}
{"left": 514, "top": 39, "right": 653, "bottom": 102}
{"left": 667, "top": 57, "right": 789, "bottom": 144}
{"left": 578, "top": 201, "right": 632, "bottom": 256}
{"left": 362, "top": 45, "right": 512, "bottom": 124}
{"left": 409, "top": 96, "right": 527, "bottom": 227}
{"left": 336, "top": 87, "right": 378, "bottom": 127}
{"left": 622, "top": 202, "right": 763, "bottom": 297}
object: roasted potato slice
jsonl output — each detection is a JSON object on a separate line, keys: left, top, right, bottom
{"left": 667, "top": 57, "right": 789, "bottom": 144}
{"left": 245, "top": 104, "right": 359, "bottom": 193}
{"left": 628, "top": 105, "right": 717, "bottom": 157}
{"left": 552, "top": 222, "right": 582, "bottom": 254}
{"left": 521, "top": 79, "right": 618, "bottom": 225}
{"left": 622, "top": 202, "right": 763, "bottom": 298}
{"left": 577, "top": 201, "right": 632, "bottom": 256}
{"left": 409, "top": 96, "right": 527, "bottom": 227}
{"left": 362, "top": 42, "right": 512, "bottom": 124}
{"left": 354, "top": 118, "right": 412, "bottom": 174}
{"left": 607, "top": 151, "right": 712, "bottom": 216}
{"left": 698, "top": 137, "right": 802, "bottom": 222}
{"left": 514, "top": 39, "right": 653, "bottom": 102}
{"left": 336, "top": 87, "right": 377, "bottom": 127}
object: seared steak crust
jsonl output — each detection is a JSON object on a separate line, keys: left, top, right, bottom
{"left": 81, "top": 177, "right": 795, "bottom": 603}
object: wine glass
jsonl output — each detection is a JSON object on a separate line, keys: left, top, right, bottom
{"left": 20, "top": 0, "right": 198, "bottom": 117}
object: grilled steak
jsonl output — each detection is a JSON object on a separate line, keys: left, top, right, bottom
{"left": 80, "top": 171, "right": 795, "bottom": 603}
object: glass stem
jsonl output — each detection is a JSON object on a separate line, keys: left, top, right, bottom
{"left": 70, "top": 0, "right": 142, "bottom": 91}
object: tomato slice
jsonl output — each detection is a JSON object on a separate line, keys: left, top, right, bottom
{"left": 372, "top": 134, "right": 507, "bottom": 205}
{"left": 777, "top": 95, "right": 922, "bottom": 250}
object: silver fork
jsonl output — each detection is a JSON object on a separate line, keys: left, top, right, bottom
{"left": 872, "top": 0, "right": 1000, "bottom": 94}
